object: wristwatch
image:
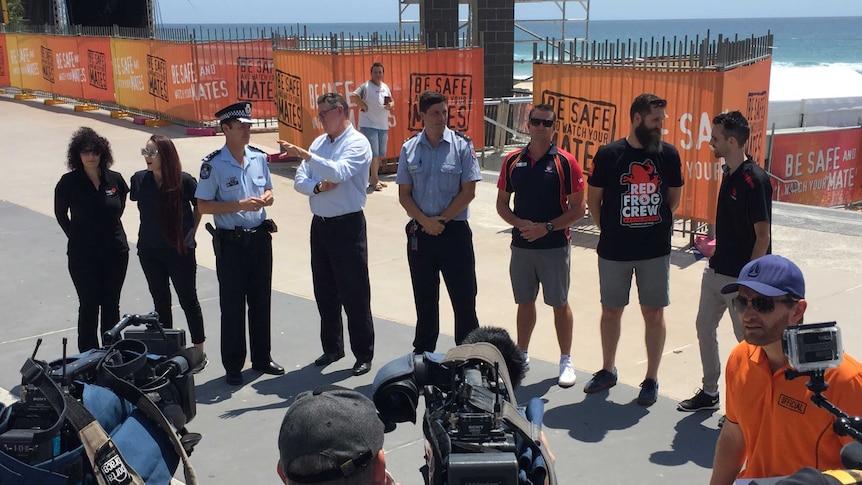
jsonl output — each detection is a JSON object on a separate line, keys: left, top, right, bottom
{"left": 545, "top": 222, "right": 554, "bottom": 232}
{"left": 313, "top": 182, "right": 322, "bottom": 194}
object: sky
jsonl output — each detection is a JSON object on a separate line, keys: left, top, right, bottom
{"left": 157, "top": 0, "right": 862, "bottom": 24}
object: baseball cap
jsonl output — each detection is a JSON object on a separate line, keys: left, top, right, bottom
{"left": 721, "top": 254, "right": 805, "bottom": 298}
{"left": 278, "top": 385, "right": 384, "bottom": 483}
{"left": 215, "top": 101, "right": 253, "bottom": 124}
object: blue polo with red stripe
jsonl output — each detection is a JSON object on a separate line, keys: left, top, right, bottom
{"left": 497, "top": 144, "right": 585, "bottom": 249}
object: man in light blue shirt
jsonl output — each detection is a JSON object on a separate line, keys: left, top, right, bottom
{"left": 396, "top": 90, "right": 482, "bottom": 352}
{"left": 196, "top": 101, "right": 283, "bottom": 386}
{"left": 280, "top": 92, "right": 375, "bottom": 376}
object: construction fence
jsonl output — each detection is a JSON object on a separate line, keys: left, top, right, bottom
{"left": 0, "top": 25, "right": 485, "bottom": 150}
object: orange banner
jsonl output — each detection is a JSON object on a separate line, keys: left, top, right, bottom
{"left": 77, "top": 37, "right": 114, "bottom": 103}
{"left": 768, "top": 128, "right": 862, "bottom": 206}
{"left": 111, "top": 38, "right": 152, "bottom": 112}
{"left": 110, "top": 38, "right": 198, "bottom": 122}
{"left": 193, "top": 40, "right": 275, "bottom": 121}
{"left": 148, "top": 40, "right": 197, "bottom": 121}
{"left": 533, "top": 59, "right": 771, "bottom": 222}
{"left": 43, "top": 35, "right": 84, "bottom": 99}
{"left": 0, "top": 34, "right": 11, "bottom": 88}
{"left": 275, "top": 48, "right": 485, "bottom": 154}
{"left": 4, "top": 34, "right": 53, "bottom": 93}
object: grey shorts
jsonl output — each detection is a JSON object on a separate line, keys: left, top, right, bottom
{"left": 509, "top": 245, "right": 571, "bottom": 307}
{"left": 598, "top": 254, "right": 670, "bottom": 308}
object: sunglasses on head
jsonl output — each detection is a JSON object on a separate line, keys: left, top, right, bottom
{"left": 731, "top": 295, "right": 798, "bottom": 314}
{"left": 141, "top": 148, "right": 159, "bottom": 157}
{"left": 529, "top": 118, "right": 554, "bottom": 128}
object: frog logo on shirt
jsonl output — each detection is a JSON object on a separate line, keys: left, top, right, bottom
{"left": 619, "top": 159, "right": 662, "bottom": 227}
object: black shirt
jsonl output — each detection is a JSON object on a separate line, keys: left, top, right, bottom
{"left": 130, "top": 171, "right": 198, "bottom": 250}
{"left": 588, "top": 138, "right": 684, "bottom": 261}
{"left": 709, "top": 159, "right": 772, "bottom": 277}
{"left": 54, "top": 168, "right": 129, "bottom": 255}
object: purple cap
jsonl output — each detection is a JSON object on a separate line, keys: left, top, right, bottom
{"left": 721, "top": 254, "right": 805, "bottom": 298}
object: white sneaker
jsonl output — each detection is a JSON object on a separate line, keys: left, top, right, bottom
{"left": 558, "top": 358, "right": 576, "bottom": 388}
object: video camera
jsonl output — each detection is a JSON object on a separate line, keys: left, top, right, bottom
{"left": 782, "top": 322, "right": 862, "bottom": 464}
{"left": 372, "top": 342, "right": 556, "bottom": 485}
{"left": 0, "top": 312, "right": 202, "bottom": 480}
{"left": 782, "top": 321, "right": 843, "bottom": 373}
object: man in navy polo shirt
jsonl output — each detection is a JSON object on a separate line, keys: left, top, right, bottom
{"left": 496, "top": 103, "right": 586, "bottom": 388}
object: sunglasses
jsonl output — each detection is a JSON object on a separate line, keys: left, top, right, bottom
{"left": 731, "top": 295, "right": 798, "bottom": 314}
{"left": 529, "top": 118, "right": 554, "bottom": 128}
{"left": 317, "top": 105, "right": 339, "bottom": 119}
{"left": 141, "top": 148, "right": 159, "bottom": 157}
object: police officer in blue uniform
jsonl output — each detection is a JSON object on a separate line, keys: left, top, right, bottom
{"left": 196, "top": 102, "right": 284, "bottom": 386}
{"left": 396, "top": 90, "right": 483, "bottom": 352}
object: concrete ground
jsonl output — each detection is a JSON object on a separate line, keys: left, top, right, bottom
{"left": 1, "top": 95, "right": 861, "bottom": 484}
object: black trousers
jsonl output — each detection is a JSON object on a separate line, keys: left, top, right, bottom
{"left": 138, "top": 247, "right": 206, "bottom": 345}
{"left": 310, "top": 211, "right": 374, "bottom": 362}
{"left": 407, "top": 220, "right": 479, "bottom": 352}
{"left": 68, "top": 249, "right": 129, "bottom": 352}
{"left": 214, "top": 230, "right": 272, "bottom": 373}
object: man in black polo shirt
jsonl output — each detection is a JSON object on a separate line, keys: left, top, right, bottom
{"left": 678, "top": 110, "right": 772, "bottom": 412}
{"left": 496, "top": 103, "right": 586, "bottom": 388}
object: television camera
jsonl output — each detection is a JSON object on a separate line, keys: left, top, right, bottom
{"left": 372, "top": 342, "right": 556, "bottom": 485}
{"left": 0, "top": 312, "right": 203, "bottom": 484}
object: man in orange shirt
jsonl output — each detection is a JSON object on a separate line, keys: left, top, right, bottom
{"left": 709, "top": 255, "right": 862, "bottom": 484}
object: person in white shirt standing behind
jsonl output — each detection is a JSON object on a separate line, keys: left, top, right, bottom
{"left": 351, "top": 62, "right": 394, "bottom": 192}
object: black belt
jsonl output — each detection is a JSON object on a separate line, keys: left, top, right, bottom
{"left": 313, "top": 210, "right": 362, "bottom": 222}
{"left": 410, "top": 218, "right": 468, "bottom": 226}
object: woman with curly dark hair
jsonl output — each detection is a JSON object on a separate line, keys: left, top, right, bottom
{"left": 54, "top": 127, "right": 129, "bottom": 352}
{"left": 130, "top": 135, "right": 207, "bottom": 366}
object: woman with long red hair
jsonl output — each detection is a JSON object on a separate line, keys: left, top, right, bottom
{"left": 131, "top": 135, "right": 206, "bottom": 368}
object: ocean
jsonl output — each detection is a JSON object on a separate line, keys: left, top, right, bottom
{"left": 161, "top": 16, "right": 862, "bottom": 95}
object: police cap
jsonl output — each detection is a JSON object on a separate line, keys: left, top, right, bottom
{"left": 215, "top": 102, "right": 253, "bottom": 124}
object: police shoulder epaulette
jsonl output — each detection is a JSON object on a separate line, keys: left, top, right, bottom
{"left": 403, "top": 132, "right": 420, "bottom": 143}
{"left": 248, "top": 145, "right": 267, "bottom": 154}
{"left": 453, "top": 131, "right": 472, "bottom": 143}
{"left": 201, "top": 149, "right": 220, "bottom": 163}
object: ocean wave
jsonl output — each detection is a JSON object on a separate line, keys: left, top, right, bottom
{"left": 773, "top": 61, "right": 862, "bottom": 73}
{"left": 770, "top": 63, "right": 862, "bottom": 100}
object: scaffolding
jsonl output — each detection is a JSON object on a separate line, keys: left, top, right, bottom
{"left": 397, "top": 0, "right": 590, "bottom": 46}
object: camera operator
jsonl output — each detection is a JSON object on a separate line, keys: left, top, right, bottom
{"left": 277, "top": 385, "right": 398, "bottom": 485}
{"left": 709, "top": 255, "right": 862, "bottom": 485}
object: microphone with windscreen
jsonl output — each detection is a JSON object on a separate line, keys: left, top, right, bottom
{"left": 841, "top": 441, "right": 862, "bottom": 470}
{"left": 156, "top": 347, "right": 205, "bottom": 380}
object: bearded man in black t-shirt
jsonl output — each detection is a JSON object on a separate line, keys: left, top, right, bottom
{"left": 583, "top": 93, "right": 684, "bottom": 406}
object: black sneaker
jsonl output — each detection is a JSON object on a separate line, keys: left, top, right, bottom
{"left": 637, "top": 378, "right": 659, "bottom": 406}
{"left": 583, "top": 368, "right": 618, "bottom": 393}
{"left": 677, "top": 389, "right": 719, "bottom": 412}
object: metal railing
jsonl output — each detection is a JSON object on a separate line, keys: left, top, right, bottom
{"left": 532, "top": 31, "right": 773, "bottom": 71}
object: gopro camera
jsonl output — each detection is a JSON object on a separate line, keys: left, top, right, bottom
{"left": 782, "top": 322, "right": 843, "bottom": 373}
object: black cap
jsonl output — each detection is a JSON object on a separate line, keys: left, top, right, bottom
{"left": 215, "top": 102, "right": 253, "bottom": 124}
{"left": 278, "top": 385, "right": 384, "bottom": 483}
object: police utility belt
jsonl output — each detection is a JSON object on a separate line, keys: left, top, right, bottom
{"left": 205, "top": 220, "right": 277, "bottom": 248}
